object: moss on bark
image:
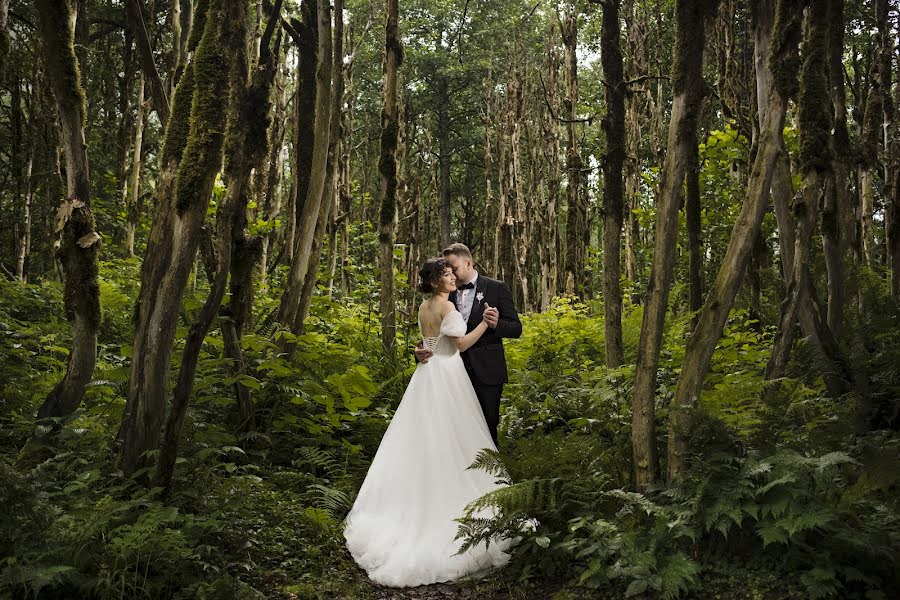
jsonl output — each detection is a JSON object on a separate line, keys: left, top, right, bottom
{"left": 797, "top": 0, "right": 833, "bottom": 173}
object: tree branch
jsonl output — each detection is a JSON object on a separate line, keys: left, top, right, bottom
{"left": 123, "top": 0, "right": 170, "bottom": 124}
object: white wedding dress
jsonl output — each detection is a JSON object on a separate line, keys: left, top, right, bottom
{"left": 343, "top": 310, "right": 511, "bottom": 587}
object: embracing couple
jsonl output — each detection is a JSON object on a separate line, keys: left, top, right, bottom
{"left": 343, "top": 243, "right": 523, "bottom": 587}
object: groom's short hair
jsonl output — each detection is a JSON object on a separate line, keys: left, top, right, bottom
{"left": 442, "top": 243, "right": 472, "bottom": 260}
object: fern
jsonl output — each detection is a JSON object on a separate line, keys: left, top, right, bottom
{"left": 467, "top": 448, "right": 511, "bottom": 484}
{"left": 293, "top": 446, "right": 340, "bottom": 478}
{"left": 305, "top": 483, "right": 350, "bottom": 520}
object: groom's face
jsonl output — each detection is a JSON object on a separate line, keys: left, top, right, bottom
{"left": 446, "top": 254, "right": 473, "bottom": 286}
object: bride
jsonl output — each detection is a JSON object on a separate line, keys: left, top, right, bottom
{"left": 343, "top": 257, "right": 512, "bottom": 587}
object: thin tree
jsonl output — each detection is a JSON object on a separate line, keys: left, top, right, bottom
{"left": 277, "top": 0, "right": 333, "bottom": 338}
{"left": 630, "top": 0, "right": 718, "bottom": 489}
{"left": 34, "top": 0, "right": 102, "bottom": 420}
{"left": 119, "top": 0, "right": 239, "bottom": 475}
{"left": 561, "top": 6, "right": 585, "bottom": 297}
{"left": 156, "top": 0, "right": 283, "bottom": 491}
{"left": 667, "top": 0, "right": 806, "bottom": 480}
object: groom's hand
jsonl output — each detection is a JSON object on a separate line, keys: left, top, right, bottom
{"left": 483, "top": 303, "right": 499, "bottom": 328}
{"left": 414, "top": 343, "right": 433, "bottom": 363}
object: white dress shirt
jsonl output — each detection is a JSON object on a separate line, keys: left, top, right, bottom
{"left": 455, "top": 272, "right": 479, "bottom": 323}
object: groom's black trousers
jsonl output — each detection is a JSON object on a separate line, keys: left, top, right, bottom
{"left": 468, "top": 371, "right": 502, "bottom": 447}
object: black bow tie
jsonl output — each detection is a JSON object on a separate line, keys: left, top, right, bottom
{"left": 458, "top": 282, "right": 475, "bottom": 290}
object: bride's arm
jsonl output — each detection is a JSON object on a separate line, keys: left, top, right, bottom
{"left": 454, "top": 318, "right": 489, "bottom": 352}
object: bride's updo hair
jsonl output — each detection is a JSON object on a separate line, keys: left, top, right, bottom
{"left": 417, "top": 257, "right": 450, "bottom": 294}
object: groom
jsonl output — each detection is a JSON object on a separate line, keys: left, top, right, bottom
{"left": 415, "top": 243, "right": 522, "bottom": 446}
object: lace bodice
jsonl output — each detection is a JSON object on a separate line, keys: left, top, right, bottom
{"left": 419, "top": 310, "right": 467, "bottom": 356}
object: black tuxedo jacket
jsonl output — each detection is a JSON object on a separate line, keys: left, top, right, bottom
{"left": 450, "top": 275, "right": 522, "bottom": 385}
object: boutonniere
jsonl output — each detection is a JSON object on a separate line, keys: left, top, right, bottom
{"left": 475, "top": 291, "right": 484, "bottom": 302}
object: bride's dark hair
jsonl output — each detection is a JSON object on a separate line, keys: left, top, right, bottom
{"left": 417, "top": 257, "right": 450, "bottom": 294}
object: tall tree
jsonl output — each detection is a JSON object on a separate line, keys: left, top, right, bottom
{"left": 119, "top": 0, "right": 238, "bottom": 475}
{"left": 822, "top": 0, "right": 851, "bottom": 337}
{"left": 378, "top": 0, "right": 402, "bottom": 363}
{"left": 539, "top": 31, "right": 561, "bottom": 311}
{"left": 630, "top": 0, "right": 718, "bottom": 488}
{"left": 34, "top": 0, "right": 102, "bottom": 420}
{"left": 599, "top": 0, "right": 626, "bottom": 368}
{"left": 667, "top": 0, "right": 805, "bottom": 480}
{"left": 156, "top": 0, "right": 283, "bottom": 491}
{"left": 561, "top": 6, "right": 586, "bottom": 297}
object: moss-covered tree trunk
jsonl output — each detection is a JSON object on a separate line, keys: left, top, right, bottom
{"left": 277, "top": 0, "right": 333, "bottom": 339}
{"left": 34, "top": 0, "right": 101, "bottom": 420}
{"left": 120, "top": 0, "right": 236, "bottom": 476}
{"left": 600, "top": 0, "right": 626, "bottom": 368}
{"left": 156, "top": 0, "right": 283, "bottom": 491}
{"left": 378, "top": 0, "right": 402, "bottom": 363}
{"left": 666, "top": 0, "right": 804, "bottom": 481}
{"left": 631, "top": 0, "right": 718, "bottom": 488}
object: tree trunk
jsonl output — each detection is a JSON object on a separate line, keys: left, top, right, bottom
{"left": 686, "top": 131, "right": 703, "bottom": 320}
{"left": 437, "top": 77, "right": 452, "bottom": 249}
{"left": 877, "top": 0, "right": 899, "bottom": 297}
{"left": 666, "top": 0, "right": 804, "bottom": 481}
{"left": 299, "top": 0, "right": 344, "bottom": 329}
{"left": 561, "top": 7, "right": 585, "bottom": 297}
{"left": 16, "top": 66, "right": 40, "bottom": 281}
{"left": 277, "top": 0, "right": 333, "bottom": 337}
{"left": 822, "top": 0, "right": 850, "bottom": 337}
{"left": 601, "top": 0, "right": 626, "bottom": 368}
{"left": 631, "top": 0, "right": 718, "bottom": 489}
{"left": 623, "top": 0, "right": 645, "bottom": 303}
{"left": 0, "top": 0, "right": 9, "bottom": 80}
{"left": 126, "top": 74, "right": 146, "bottom": 257}
{"left": 378, "top": 0, "right": 401, "bottom": 363}
{"left": 155, "top": 0, "right": 281, "bottom": 491}
{"left": 120, "top": 0, "right": 235, "bottom": 475}
{"left": 34, "top": 0, "right": 101, "bottom": 420}
{"left": 292, "top": 0, "right": 319, "bottom": 238}
{"left": 506, "top": 42, "right": 529, "bottom": 310}
{"left": 540, "top": 34, "right": 561, "bottom": 310}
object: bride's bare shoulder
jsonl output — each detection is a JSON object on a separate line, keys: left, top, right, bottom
{"left": 439, "top": 300, "right": 456, "bottom": 318}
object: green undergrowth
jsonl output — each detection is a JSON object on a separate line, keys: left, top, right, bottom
{"left": 2, "top": 265, "right": 899, "bottom": 599}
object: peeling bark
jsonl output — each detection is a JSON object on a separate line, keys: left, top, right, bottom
{"left": 35, "top": 0, "right": 101, "bottom": 420}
